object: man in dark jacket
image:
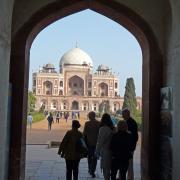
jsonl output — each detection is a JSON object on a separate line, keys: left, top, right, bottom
{"left": 122, "top": 109, "right": 138, "bottom": 180}
{"left": 83, "top": 111, "right": 100, "bottom": 178}
{"left": 47, "top": 112, "right": 54, "bottom": 130}
{"left": 110, "top": 120, "right": 133, "bottom": 180}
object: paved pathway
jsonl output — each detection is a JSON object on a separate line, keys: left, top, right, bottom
{"left": 25, "top": 144, "right": 140, "bottom": 180}
{"left": 26, "top": 116, "right": 88, "bottom": 144}
{"left": 26, "top": 116, "right": 141, "bottom": 180}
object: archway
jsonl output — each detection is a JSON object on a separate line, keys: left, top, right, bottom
{"left": 59, "top": 90, "right": 63, "bottom": 96}
{"left": 43, "top": 81, "right": 53, "bottom": 95}
{"left": 99, "top": 82, "right": 108, "bottom": 96}
{"left": 72, "top": 101, "right": 79, "bottom": 110}
{"left": 62, "top": 101, "right": 69, "bottom": 111}
{"left": 60, "top": 81, "right": 63, "bottom": 87}
{"left": 9, "top": 1, "right": 162, "bottom": 179}
{"left": 68, "top": 75, "right": 84, "bottom": 96}
{"left": 82, "top": 101, "right": 89, "bottom": 111}
{"left": 113, "top": 102, "right": 120, "bottom": 112}
{"left": 51, "top": 100, "right": 58, "bottom": 110}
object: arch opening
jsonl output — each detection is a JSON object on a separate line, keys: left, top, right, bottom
{"left": 43, "top": 81, "right": 53, "bottom": 95}
{"left": 9, "top": 1, "right": 162, "bottom": 180}
{"left": 68, "top": 75, "right": 84, "bottom": 96}
{"left": 72, "top": 101, "right": 79, "bottom": 110}
{"left": 99, "top": 82, "right": 108, "bottom": 97}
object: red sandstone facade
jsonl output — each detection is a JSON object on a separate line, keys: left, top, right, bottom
{"left": 32, "top": 47, "right": 142, "bottom": 112}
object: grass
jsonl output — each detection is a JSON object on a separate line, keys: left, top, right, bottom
{"left": 135, "top": 116, "right": 142, "bottom": 131}
{"left": 31, "top": 112, "right": 45, "bottom": 123}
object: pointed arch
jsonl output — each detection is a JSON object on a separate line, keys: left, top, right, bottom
{"left": 9, "top": 1, "right": 163, "bottom": 179}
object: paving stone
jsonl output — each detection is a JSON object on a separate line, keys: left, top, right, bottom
{"left": 26, "top": 132, "right": 141, "bottom": 179}
{"left": 29, "top": 177, "right": 59, "bottom": 180}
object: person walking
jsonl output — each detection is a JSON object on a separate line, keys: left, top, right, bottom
{"left": 56, "top": 112, "right": 60, "bottom": 123}
{"left": 83, "top": 111, "right": 100, "bottom": 178}
{"left": 60, "top": 111, "right": 63, "bottom": 118}
{"left": 65, "top": 112, "right": 69, "bottom": 122}
{"left": 47, "top": 112, "right": 54, "bottom": 130}
{"left": 95, "top": 113, "right": 114, "bottom": 180}
{"left": 58, "top": 120, "right": 83, "bottom": 180}
{"left": 110, "top": 120, "right": 134, "bottom": 180}
{"left": 122, "top": 109, "right": 138, "bottom": 180}
{"left": 72, "top": 111, "right": 74, "bottom": 119}
{"left": 27, "top": 113, "right": 33, "bottom": 130}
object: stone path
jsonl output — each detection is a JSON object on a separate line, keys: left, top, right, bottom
{"left": 25, "top": 144, "right": 140, "bottom": 180}
{"left": 26, "top": 116, "right": 88, "bottom": 144}
{"left": 26, "top": 116, "right": 141, "bottom": 179}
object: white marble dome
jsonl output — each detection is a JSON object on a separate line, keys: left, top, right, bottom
{"left": 60, "top": 48, "right": 93, "bottom": 67}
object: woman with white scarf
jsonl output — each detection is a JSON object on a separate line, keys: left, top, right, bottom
{"left": 96, "top": 113, "right": 114, "bottom": 180}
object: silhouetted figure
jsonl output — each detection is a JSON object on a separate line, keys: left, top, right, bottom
{"left": 60, "top": 111, "right": 63, "bottom": 118}
{"left": 64, "top": 112, "right": 69, "bottom": 122}
{"left": 44, "top": 111, "right": 48, "bottom": 117}
{"left": 58, "top": 120, "right": 83, "bottom": 180}
{"left": 122, "top": 109, "right": 138, "bottom": 180}
{"left": 110, "top": 120, "right": 134, "bottom": 180}
{"left": 56, "top": 112, "right": 60, "bottom": 123}
{"left": 72, "top": 111, "right": 74, "bottom": 119}
{"left": 47, "top": 112, "right": 54, "bottom": 130}
{"left": 96, "top": 113, "right": 114, "bottom": 180}
{"left": 83, "top": 111, "right": 100, "bottom": 178}
{"left": 27, "top": 113, "right": 33, "bottom": 130}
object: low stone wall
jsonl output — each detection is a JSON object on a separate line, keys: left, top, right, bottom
{"left": 47, "top": 141, "right": 61, "bottom": 148}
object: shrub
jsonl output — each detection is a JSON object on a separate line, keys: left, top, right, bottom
{"left": 32, "top": 111, "right": 45, "bottom": 123}
{"left": 134, "top": 110, "right": 142, "bottom": 130}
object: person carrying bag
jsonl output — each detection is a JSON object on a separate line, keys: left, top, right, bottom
{"left": 58, "top": 120, "right": 85, "bottom": 180}
{"left": 76, "top": 137, "right": 88, "bottom": 158}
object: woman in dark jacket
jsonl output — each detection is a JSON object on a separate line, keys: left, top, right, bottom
{"left": 58, "top": 120, "right": 83, "bottom": 180}
{"left": 110, "top": 120, "right": 133, "bottom": 180}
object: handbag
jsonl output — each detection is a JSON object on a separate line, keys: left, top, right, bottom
{"left": 77, "top": 138, "right": 88, "bottom": 158}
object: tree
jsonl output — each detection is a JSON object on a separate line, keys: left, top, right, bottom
{"left": 28, "top": 91, "right": 36, "bottom": 113}
{"left": 122, "top": 78, "right": 137, "bottom": 117}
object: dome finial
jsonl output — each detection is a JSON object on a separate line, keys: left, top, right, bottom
{"left": 76, "top": 41, "right": 78, "bottom": 48}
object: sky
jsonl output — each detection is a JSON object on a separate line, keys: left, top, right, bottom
{"left": 30, "top": 9, "right": 142, "bottom": 96}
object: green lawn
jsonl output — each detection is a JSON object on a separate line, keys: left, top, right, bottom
{"left": 32, "top": 112, "right": 45, "bottom": 123}
{"left": 135, "top": 116, "right": 142, "bottom": 131}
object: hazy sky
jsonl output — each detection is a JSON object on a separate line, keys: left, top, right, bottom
{"left": 30, "top": 9, "right": 142, "bottom": 96}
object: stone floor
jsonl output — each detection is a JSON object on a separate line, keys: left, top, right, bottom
{"left": 25, "top": 117, "right": 141, "bottom": 180}
{"left": 25, "top": 144, "right": 141, "bottom": 180}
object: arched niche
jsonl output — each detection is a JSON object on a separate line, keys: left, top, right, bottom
{"left": 43, "top": 81, "right": 53, "bottom": 95}
{"left": 99, "top": 82, "right": 108, "bottom": 96}
{"left": 72, "top": 101, "right": 79, "bottom": 110}
{"left": 68, "top": 75, "right": 84, "bottom": 96}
